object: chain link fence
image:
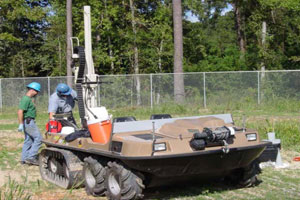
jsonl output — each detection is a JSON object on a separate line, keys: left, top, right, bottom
{"left": 1, "top": 70, "right": 300, "bottom": 112}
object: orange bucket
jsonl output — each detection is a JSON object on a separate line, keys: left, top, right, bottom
{"left": 87, "top": 119, "right": 112, "bottom": 144}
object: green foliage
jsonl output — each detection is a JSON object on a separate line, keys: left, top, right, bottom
{"left": 259, "top": 0, "right": 300, "bottom": 11}
{"left": 0, "top": 0, "right": 50, "bottom": 77}
{"left": 0, "top": 33, "right": 21, "bottom": 43}
{"left": 247, "top": 119, "right": 300, "bottom": 151}
{"left": 0, "top": 178, "right": 31, "bottom": 200}
{"left": 1, "top": 0, "right": 300, "bottom": 78}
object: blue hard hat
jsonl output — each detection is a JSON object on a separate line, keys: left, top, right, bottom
{"left": 56, "top": 83, "right": 72, "bottom": 95}
{"left": 27, "top": 82, "right": 41, "bottom": 92}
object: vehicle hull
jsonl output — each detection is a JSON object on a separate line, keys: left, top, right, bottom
{"left": 122, "top": 143, "right": 267, "bottom": 178}
{"left": 43, "top": 141, "right": 267, "bottom": 184}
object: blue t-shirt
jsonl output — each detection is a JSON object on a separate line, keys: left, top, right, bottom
{"left": 48, "top": 90, "right": 77, "bottom": 114}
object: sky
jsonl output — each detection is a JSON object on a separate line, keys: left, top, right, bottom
{"left": 185, "top": 11, "right": 199, "bottom": 23}
{"left": 185, "top": 4, "right": 233, "bottom": 23}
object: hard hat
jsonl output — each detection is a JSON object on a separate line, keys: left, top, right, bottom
{"left": 27, "top": 82, "right": 41, "bottom": 92}
{"left": 56, "top": 83, "right": 72, "bottom": 95}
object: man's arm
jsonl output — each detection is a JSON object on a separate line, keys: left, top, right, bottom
{"left": 17, "top": 109, "right": 24, "bottom": 132}
{"left": 49, "top": 112, "right": 55, "bottom": 120}
{"left": 18, "top": 109, "right": 24, "bottom": 124}
{"left": 48, "top": 94, "right": 58, "bottom": 119}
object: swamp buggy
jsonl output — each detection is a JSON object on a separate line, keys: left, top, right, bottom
{"left": 38, "top": 6, "right": 270, "bottom": 200}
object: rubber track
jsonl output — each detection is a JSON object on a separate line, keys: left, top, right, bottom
{"left": 39, "top": 147, "right": 84, "bottom": 189}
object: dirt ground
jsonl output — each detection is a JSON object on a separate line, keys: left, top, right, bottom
{"left": 0, "top": 130, "right": 104, "bottom": 200}
{"left": 1, "top": 129, "right": 300, "bottom": 200}
{"left": 0, "top": 131, "right": 37, "bottom": 187}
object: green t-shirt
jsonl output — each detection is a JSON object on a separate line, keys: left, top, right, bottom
{"left": 19, "top": 96, "right": 36, "bottom": 119}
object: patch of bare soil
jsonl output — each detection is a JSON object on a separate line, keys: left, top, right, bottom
{"left": 0, "top": 164, "right": 41, "bottom": 187}
{"left": 32, "top": 189, "right": 105, "bottom": 200}
{"left": 0, "top": 130, "right": 104, "bottom": 200}
{"left": 0, "top": 130, "right": 24, "bottom": 139}
{"left": 0, "top": 131, "right": 24, "bottom": 151}
{"left": 281, "top": 150, "right": 300, "bottom": 169}
{"left": 0, "top": 119, "right": 18, "bottom": 125}
{"left": 1, "top": 130, "right": 300, "bottom": 200}
{"left": 0, "top": 130, "right": 40, "bottom": 187}
{"left": 1, "top": 137, "right": 23, "bottom": 150}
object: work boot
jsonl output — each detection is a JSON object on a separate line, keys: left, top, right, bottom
{"left": 25, "top": 158, "right": 39, "bottom": 166}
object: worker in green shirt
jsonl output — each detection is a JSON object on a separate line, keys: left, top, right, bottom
{"left": 17, "top": 82, "right": 42, "bottom": 165}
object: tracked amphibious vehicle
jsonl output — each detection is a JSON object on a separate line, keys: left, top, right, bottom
{"left": 39, "top": 6, "right": 270, "bottom": 200}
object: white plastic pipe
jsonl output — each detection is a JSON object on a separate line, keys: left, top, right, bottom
{"left": 83, "top": 6, "right": 97, "bottom": 109}
{"left": 84, "top": 6, "right": 95, "bottom": 75}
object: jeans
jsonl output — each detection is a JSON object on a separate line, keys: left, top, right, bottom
{"left": 21, "top": 119, "right": 42, "bottom": 161}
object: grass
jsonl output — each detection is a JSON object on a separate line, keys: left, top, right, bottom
{"left": 0, "top": 124, "right": 18, "bottom": 130}
{"left": 0, "top": 136, "right": 22, "bottom": 170}
{"left": 144, "top": 167, "right": 300, "bottom": 200}
{"left": 0, "top": 177, "right": 31, "bottom": 200}
{"left": 0, "top": 149, "right": 20, "bottom": 170}
{"left": 1, "top": 99, "right": 300, "bottom": 199}
{"left": 2, "top": 99, "right": 300, "bottom": 151}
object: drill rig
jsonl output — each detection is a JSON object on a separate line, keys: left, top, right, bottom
{"left": 72, "top": 5, "right": 99, "bottom": 128}
{"left": 39, "top": 6, "right": 270, "bottom": 200}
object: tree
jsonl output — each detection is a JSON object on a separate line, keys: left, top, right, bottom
{"left": 129, "top": 0, "right": 141, "bottom": 105}
{"left": 0, "top": 0, "right": 50, "bottom": 77}
{"left": 232, "top": 0, "right": 246, "bottom": 55}
{"left": 2, "top": 0, "right": 300, "bottom": 80}
{"left": 104, "top": 0, "right": 115, "bottom": 72}
{"left": 66, "top": 0, "right": 73, "bottom": 86}
{"left": 172, "top": 0, "right": 185, "bottom": 103}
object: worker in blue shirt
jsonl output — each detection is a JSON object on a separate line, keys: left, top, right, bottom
{"left": 48, "top": 83, "right": 77, "bottom": 127}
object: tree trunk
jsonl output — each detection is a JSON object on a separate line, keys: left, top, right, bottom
{"left": 233, "top": 0, "right": 246, "bottom": 55}
{"left": 261, "top": 21, "right": 266, "bottom": 78}
{"left": 58, "top": 37, "right": 62, "bottom": 75}
{"left": 158, "top": 39, "right": 164, "bottom": 73}
{"left": 66, "top": 0, "right": 73, "bottom": 86}
{"left": 156, "top": 39, "right": 164, "bottom": 105}
{"left": 172, "top": 0, "right": 185, "bottom": 103}
{"left": 108, "top": 36, "right": 115, "bottom": 72}
{"left": 104, "top": 0, "right": 115, "bottom": 72}
{"left": 12, "top": 57, "right": 15, "bottom": 77}
{"left": 21, "top": 56, "right": 24, "bottom": 77}
{"left": 129, "top": 0, "right": 141, "bottom": 106}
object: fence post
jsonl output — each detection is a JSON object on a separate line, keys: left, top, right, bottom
{"left": 131, "top": 75, "right": 133, "bottom": 107}
{"left": 203, "top": 72, "right": 207, "bottom": 109}
{"left": 257, "top": 71, "right": 260, "bottom": 104}
{"left": 47, "top": 77, "right": 51, "bottom": 100}
{"left": 98, "top": 75, "right": 101, "bottom": 106}
{"left": 0, "top": 78, "right": 2, "bottom": 112}
{"left": 150, "top": 74, "right": 153, "bottom": 109}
